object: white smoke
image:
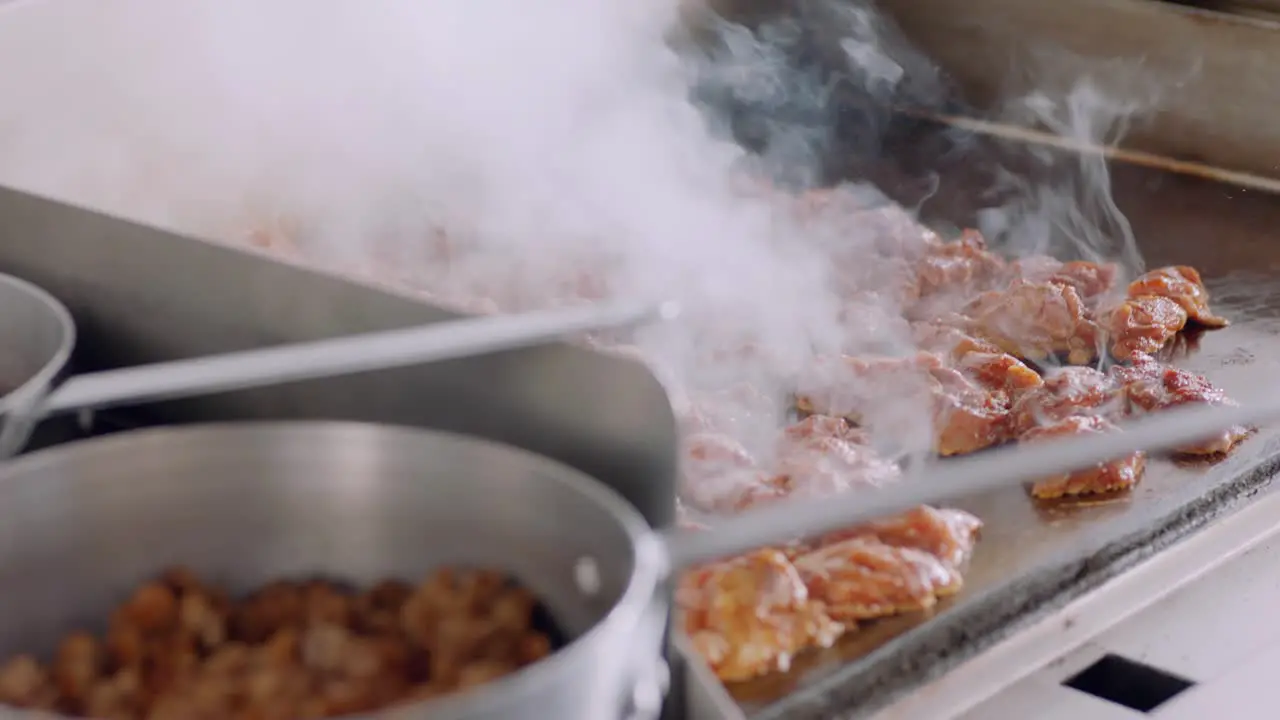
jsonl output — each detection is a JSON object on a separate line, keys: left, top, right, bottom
{"left": 0, "top": 0, "right": 938, "bottom": 460}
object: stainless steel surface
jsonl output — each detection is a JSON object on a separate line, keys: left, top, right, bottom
{"left": 0, "top": 422, "right": 669, "bottom": 720}
{"left": 0, "top": 281, "right": 672, "bottom": 456}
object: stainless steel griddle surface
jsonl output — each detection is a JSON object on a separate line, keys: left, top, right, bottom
{"left": 728, "top": 130, "right": 1280, "bottom": 720}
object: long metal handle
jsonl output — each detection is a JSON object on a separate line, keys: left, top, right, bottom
{"left": 41, "top": 300, "right": 678, "bottom": 415}
{"left": 661, "top": 397, "right": 1274, "bottom": 571}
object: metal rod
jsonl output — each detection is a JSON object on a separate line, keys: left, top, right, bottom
{"left": 901, "top": 108, "right": 1280, "bottom": 195}
{"left": 662, "top": 397, "right": 1271, "bottom": 570}
{"left": 41, "top": 300, "right": 678, "bottom": 414}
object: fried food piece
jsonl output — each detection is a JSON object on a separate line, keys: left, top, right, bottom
{"left": 967, "top": 279, "right": 1100, "bottom": 365}
{"left": 793, "top": 537, "right": 963, "bottom": 622}
{"left": 1105, "top": 295, "right": 1189, "bottom": 362}
{"left": 821, "top": 506, "right": 984, "bottom": 569}
{"left": 679, "top": 549, "right": 843, "bottom": 682}
{"left": 1011, "top": 366, "right": 1124, "bottom": 435}
{"left": 1020, "top": 415, "right": 1146, "bottom": 499}
{"left": 1127, "top": 265, "right": 1229, "bottom": 328}
{"left": 1112, "top": 358, "right": 1251, "bottom": 455}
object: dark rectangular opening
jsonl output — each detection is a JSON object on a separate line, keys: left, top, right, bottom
{"left": 1063, "top": 653, "right": 1196, "bottom": 713}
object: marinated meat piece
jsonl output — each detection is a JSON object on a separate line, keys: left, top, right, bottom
{"left": 1127, "top": 265, "right": 1229, "bottom": 328}
{"left": 1012, "top": 256, "right": 1120, "bottom": 306}
{"left": 771, "top": 417, "right": 903, "bottom": 497}
{"left": 796, "top": 353, "right": 1013, "bottom": 456}
{"left": 967, "top": 279, "right": 1100, "bottom": 364}
{"left": 915, "top": 230, "right": 1007, "bottom": 297}
{"left": 1020, "top": 415, "right": 1146, "bottom": 499}
{"left": 793, "top": 537, "right": 963, "bottom": 621}
{"left": 912, "top": 322, "right": 1000, "bottom": 359}
{"left": 1113, "top": 360, "right": 1251, "bottom": 455}
{"left": 929, "top": 365, "right": 1015, "bottom": 456}
{"left": 1012, "top": 366, "right": 1124, "bottom": 435}
{"left": 956, "top": 351, "right": 1044, "bottom": 398}
{"left": 680, "top": 433, "right": 771, "bottom": 514}
{"left": 794, "top": 353, "right": 942, "bottom": 423}
{"left": 821, "top": 506, "right": 983, "bottom": 569}
{"left": 911, "top": 323, "right": 1042, "bottom": 397}
{"left": 910, "top": 231, "right": 1008, "bottom": 320}
{"left": 781, "top": 414, "right": 868, "bottom": 445}
{"left": 679, "top": 549, "right": 843, "bottom": 682}
{"left": 1105, "top": 295, "right": 1189, "bottom": 362}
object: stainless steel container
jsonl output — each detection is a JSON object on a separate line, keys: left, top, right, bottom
{"left": 0, "top": 422, "right": 671, "bottom": 720}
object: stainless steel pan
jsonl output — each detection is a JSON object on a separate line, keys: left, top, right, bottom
{"left": 0, "top": 271, "right": 672, "bottom": 456}
{"left": 1, "top": 387, "right": 1276, "bottom": 720}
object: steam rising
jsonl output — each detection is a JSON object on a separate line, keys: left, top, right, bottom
{"left": 0, "top": 2, "right": 1156, "bottom": 481}
{"left": 976, "top": 56, "right": 1165, "bottom": 277}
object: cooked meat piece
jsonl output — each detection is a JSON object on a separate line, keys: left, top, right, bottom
{"left": 793, "top": 537, "right": 963, "bottom": 622}
{"left": 1011, "top": 256, "right": 1121, "bottom": 307}
{"left": 912, "top": 323, "right": 1044, "bottom": 398}
{"left": 1112, "top": 359, "right": 1251, "bottom": 455}
{"left": 771, "top": 417, "right": 903, "bottom": 498}
{"left": 796, "top": 353, "right": 1013, "bottom": 456}
{"left": 914, "top": 230, "right": 1008, "bottom": 302}
{"left": 781, "top": 414, "right": 869, "bottom": 444}
{"left": 929, "top": 365, "right": 1015, "bottom": 456}
{"left": 967, "top": 279, "right": 1101, "bottom": 365}
{"left": 913, "top": 322, "right": 1000, "bottom": 358}
{"left": 679, "top": 549, "right": 843, "bottom": 682}
{"left": 1012, "top": 366, "right": 1124, "bottom": 435}
{"left": 1127, "top": 265, "right": 1229, "bottom": 328}
{"left": 820, "top": 506, "right": 983, "bottom": 569}
{"left": 794, "top": 353, "right": 942, "bottom": 424}
{"left": 1020, "top": 415, "right": 1146, "bottom": 499}
{"left": 1105, "top": 295, "right": 1189, "bottom": 362}
{"left": 680, "top": 433, "right": 758, "bottom": 512}
{"left": 956, "top": 351, "right": 1044, "bottom": 398}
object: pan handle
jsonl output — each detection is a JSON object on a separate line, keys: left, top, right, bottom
{"left": 658, "top": 396, "right": 1271, "bottom": 571}
{"left": 38, "top": 299, "right": 678, "bottom": 416}
{"left": 0, "top": 299, "right": 678, "bottom": 458}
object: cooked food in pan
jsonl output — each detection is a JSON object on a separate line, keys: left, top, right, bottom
{"left": 0, "top": 567, "right": 555, "bottom": 719}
